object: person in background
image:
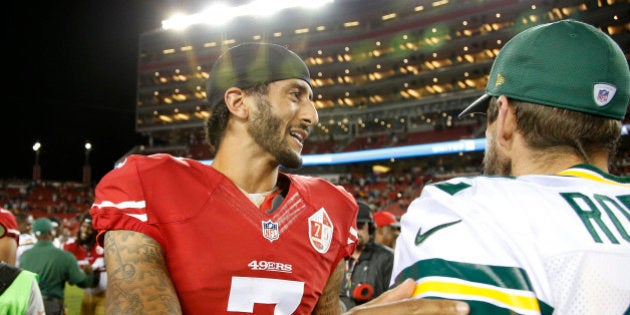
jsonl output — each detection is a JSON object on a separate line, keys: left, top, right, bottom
{"left": 48, "top": 216, "right": 64, "bottom": 248}
{"left": 372, "top": 211, "right": 400, "bottom": 249}
{"left": 0, "top": 208, "right": 46, "bottom": 315}
{"left": 20, "top": 217, "right": 99, "bottom": 315}
{"left": 340, "top": 202, "right": 394, "bottom": 311}
{"left": 0, "top": 208, "right": 20, "bottom": 265}
{"left": 64, "top": 213, "right": 106, "bottom": 315}
{"left": 90, "top": 42, "right": 468, "bottom": 315}
{"left": 392, "top": 19, "right": 630, "bottom": 314}
{"left": 14, "top": 212, "right": 35, "bottom": 266}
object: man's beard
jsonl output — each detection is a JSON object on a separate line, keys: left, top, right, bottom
{"left": 78, "top": 232, "right": 96, "bottom": 246}
{"left": 356, "top": 235, "right": 368, "bottom": 251}
{"left": 482, "top": 133, "right": 511, "bottom": 176}
{"left": 247, "top": 96, "right": 303, "bottom": 169}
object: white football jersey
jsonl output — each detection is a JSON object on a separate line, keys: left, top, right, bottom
{"left": 392, "top": 165, "right": 630, "bottom": 315}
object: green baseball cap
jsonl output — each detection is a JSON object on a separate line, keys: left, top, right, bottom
{"left": 459, "top": 19, "right": 630, "bottom": 120}
{"left": 32, "top": 217, "right": 53, "bottom": 236}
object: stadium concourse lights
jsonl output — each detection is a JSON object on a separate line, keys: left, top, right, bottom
{"left": 162, "top": 0, "right": 334, "bottom": 30}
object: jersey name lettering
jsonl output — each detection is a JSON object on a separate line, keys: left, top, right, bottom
{"left": 561, "top": 192, "right": 630, "bottom": 244}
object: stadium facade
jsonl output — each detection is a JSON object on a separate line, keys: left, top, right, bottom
{"left": 130, "top": 0, "right": 629, "bottom": 176}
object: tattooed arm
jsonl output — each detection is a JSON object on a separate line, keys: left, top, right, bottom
{"left": 313, "top": 259, "right": 344, "bottom": 315}
{"left": 104, "top": 230, "right": 182, "bottom": 314}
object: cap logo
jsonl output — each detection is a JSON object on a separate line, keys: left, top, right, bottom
{"left": 495, "top": 74, "right": 505, "bottom": 87}
{"left": 593, "top": 83, "right": 616, "bottom": 107}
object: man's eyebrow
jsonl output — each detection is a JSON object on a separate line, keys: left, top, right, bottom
{"left": 287, "top": 81, "right": 313, "bottom": 100}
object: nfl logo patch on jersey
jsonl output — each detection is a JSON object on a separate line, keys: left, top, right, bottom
{"left": 262, "top": 220, "right": 280, "bottom": 242}
{"left": 308, "top": 208, "right": 334, "bottom": 254}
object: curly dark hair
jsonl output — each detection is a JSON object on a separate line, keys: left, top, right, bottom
{"left": 76, "top": 212, "right": 97, "bottom": 247}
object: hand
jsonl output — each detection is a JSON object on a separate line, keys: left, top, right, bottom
{"left": 344, "top": 278, "right": 469, "bottom": 315}
{"left": 80, "top": 263, "right": 94, "bottom": 274}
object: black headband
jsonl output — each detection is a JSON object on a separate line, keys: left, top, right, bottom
{"left": 206, "top": 42, "right": 311, "bottom": 109}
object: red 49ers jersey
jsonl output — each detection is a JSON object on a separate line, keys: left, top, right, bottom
{"left": 63, "top": 240, "right": 104, "bottom": 269}
{"left": 90, "top": 154, "right": 358, "bottom": 314}
{"left": 64, "top": 239, "right": 107, "bottom": 294}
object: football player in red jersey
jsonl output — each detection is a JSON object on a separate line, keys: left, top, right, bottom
{"left": 90, "top": 42, "right": 469, "bottom": 315}
{"left": 64, "top": 213, "right": 106, "bottom": 315}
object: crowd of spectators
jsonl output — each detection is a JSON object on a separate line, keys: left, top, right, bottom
{"left": 0, "top": 179, "right": 93, "bottom": 237}
{"left": 1, "top": 141, "right": 628, "bottom": 228}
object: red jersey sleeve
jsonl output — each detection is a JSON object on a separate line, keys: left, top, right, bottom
{"left": 90, "top": 154, "right": 215, "bottom": 249}
{"left": 90, "top": 154, "right": 159, "bottom": 246}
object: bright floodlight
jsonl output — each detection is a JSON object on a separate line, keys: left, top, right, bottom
{"left": 162, "top": 0, "right": 334, "bottom": 30}
{"left": 241, "top": 0, "right": 280, "bottom": 17}
{"left": 162, "top": 13, "right": 191, "bottom": 30}
{"left": 85, "top": 142, "right": 92, "bottom": 151}
{"left": 32, "top": 142, "right": 41, "bottom": 152}
{"left": 199, "top": 3, "right": 235, "bottom": 26}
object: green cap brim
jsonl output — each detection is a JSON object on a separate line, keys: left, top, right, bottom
{"left": 458, "top": 93, "right": 491, "bottom": 119}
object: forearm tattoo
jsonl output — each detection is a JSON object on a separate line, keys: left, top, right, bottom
{"left": 104, "top": 230, "right": 181, "bottom": 315}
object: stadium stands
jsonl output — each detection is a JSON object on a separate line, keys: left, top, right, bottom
{"left": 2, "top": 0, "right": 628, "bottom": 222}
{"left": 126, "top": 0, "right": 628, "bottom": 174}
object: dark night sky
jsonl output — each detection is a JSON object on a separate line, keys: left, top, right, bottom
{"left": 2, "top": 1, "right": 193, "bottom": 183}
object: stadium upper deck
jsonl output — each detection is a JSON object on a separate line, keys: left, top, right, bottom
{"left": 133, "top": 0, "right": 629, "bottom": 158}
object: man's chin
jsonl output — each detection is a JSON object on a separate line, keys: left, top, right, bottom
{"left": 278, "top": 151, "right": 303, "bottom": 169}
{"left": 280, "top": 160, "right": 303, "bottom": 169}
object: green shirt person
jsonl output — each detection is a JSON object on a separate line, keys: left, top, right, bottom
{"left": 19, "top": 217, "right": 98, "bottom": 315}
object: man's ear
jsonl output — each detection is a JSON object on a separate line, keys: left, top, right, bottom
{"left": 495, "top": 96, "right": 517, "bottom": 149}
{"left": 224, "top": 87, "right": 249, "bottom": 119}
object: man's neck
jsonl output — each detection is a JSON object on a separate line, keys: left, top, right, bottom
{"left": 212, "top": 139, "right": 280, "bottom": 193}
{"left": 510, "top": 144, "right": 609, "bottom": 176}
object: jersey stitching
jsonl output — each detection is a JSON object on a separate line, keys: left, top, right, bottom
{"left": 557, "top": 169, "right": 630, "bottom": 187}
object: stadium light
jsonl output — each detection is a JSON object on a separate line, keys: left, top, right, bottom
{"left": 162, "top": 0, "right": 334, "bottom": 30}
{"left": 84, "top": 141, "right": 92, "bottom": 165}
{"left": 32, "top": 141, "right": 42, "bottom": 166}
{"left": 32, "top": 141, "right": 42, "bottom": 181}
{"left": 83, "top": 141, "right": 93, "bottom": 185}
{"left": 32, "top": 141, "right": 41, "bottom": 154}
{"left": 199, "top": 3, "right": 234, "bottom": 26}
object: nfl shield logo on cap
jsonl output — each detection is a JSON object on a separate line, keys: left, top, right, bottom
{"left": 593, "top": 83, "right": 616, "bottom": 107}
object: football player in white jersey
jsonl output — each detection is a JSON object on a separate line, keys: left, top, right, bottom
{"left": 392, "top": 20, "right": 630, "bottom": 315}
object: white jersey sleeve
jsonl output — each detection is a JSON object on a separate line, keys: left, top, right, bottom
{"left": 392, "top": 165, "right": 630, "bottom": 315}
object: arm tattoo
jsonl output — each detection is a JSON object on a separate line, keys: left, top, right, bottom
{"left": 104, "top": 230, "right": 182, "bottom": 314}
